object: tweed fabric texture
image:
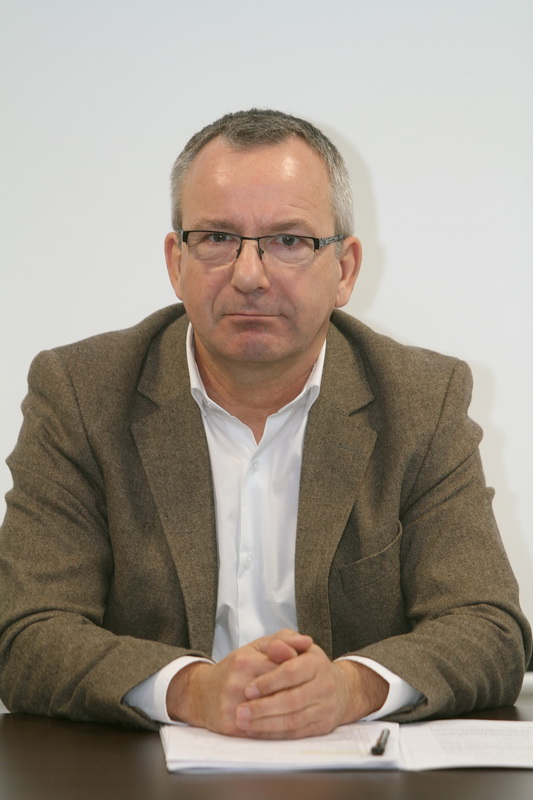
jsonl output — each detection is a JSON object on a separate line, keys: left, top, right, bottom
{"left": 0, "top": 306, "right": 530, "bottom": 728}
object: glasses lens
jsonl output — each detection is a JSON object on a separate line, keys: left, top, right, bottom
{"left": 262, "top": 235, "right": 315, "bottom": 266}
{"left": 187, "top": 232, "right": 240, "bottom": 264}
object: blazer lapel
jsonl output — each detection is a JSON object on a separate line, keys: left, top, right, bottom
{"left": 131, "top": 315, "right": 218, "bottom": 655}
{"left": 295, "top": 323, "right": 376, "bottom": 656}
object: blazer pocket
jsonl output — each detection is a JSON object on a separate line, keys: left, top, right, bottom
{"left": 339, "top": 522, "right": 402, "bottom": 593}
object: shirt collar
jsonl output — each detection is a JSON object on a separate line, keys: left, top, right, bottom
{"left": 186, "top": 323, "right": 325, "bottom": 416}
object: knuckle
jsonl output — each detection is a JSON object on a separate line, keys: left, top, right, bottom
{"left": 278, "top": 627, "right": 296, "bottom": 636}
{"left": 284, "top": 658, "right": 302, "bottom": 680}
{"left": 252, "top": 674, "right": 270, "bottom": 696}
{"left": 232, "top": 651, "right": 250, "bottom": 669}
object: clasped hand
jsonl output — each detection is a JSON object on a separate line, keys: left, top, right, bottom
{"left": 167, "top": 628, "right": 387, "bottom": 739}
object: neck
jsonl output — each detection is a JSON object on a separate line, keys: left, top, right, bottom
{"left": 194, "top": 345, "right": 320, "bottom": 443}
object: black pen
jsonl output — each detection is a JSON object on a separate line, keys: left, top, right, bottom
{"left": 371, "top": 727, "right": 390, "bottom": 756}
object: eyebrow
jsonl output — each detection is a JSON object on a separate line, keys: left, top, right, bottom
{"left": 187, "top": 219, "right": 316, "bottom": 236}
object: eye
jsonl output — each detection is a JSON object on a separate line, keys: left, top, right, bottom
{"left": 206, "top": 232, "right": 235, "bottom": 244}
{"left": 278, "top": 235, "right": 301, "bottom": 248}
{"left": 268, "top": 235, "right": 313, "bottom": 252}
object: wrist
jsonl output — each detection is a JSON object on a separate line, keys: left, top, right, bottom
{"left": 166, "top": 661, "right": 211, "bottom": 724}
{"left": 334, "top": 660, "right": 389, "bottom": 724}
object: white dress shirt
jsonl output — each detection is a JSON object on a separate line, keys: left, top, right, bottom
{"left": 126, "top": 325, "right": 422, "bottom": 722}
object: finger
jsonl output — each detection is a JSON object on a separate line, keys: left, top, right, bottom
{"left": 273, "top": 630, "right": 313, "bottom": 652}
{"left": 185, "top": 646, "right": 286, "bottom": 735}
{"left": 266, "top": 639, "right": 300, "bottom": 664}
{"left": 236, "top": 690, "right": 310, "bottom": 732}
{"left": 245, "top": 717, "right": 336, "bottom": 740}
{"left": 236, "top": 696, "right": 337, "bottom": 739}
{"left": 250, "top": 631, "right": 313, "bottom": 666}
{"left": 239, "top": 681, "right": 310, "bottom": 721}
{"left": 245, "top": 648, "right": 319, "bottom": 699}
{"left": 222, "top": 647, "right": 283, "bottom": 689}
{"left": 254, "top": 629, "right": 313, "bottom": 651}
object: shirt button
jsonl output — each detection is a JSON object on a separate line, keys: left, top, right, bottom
{"left": 252, "top": 460, "right": 260, "bottom": 471}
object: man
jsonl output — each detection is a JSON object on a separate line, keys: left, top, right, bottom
{"left": 0, "top": 109, "right": 530, "bottom": 738}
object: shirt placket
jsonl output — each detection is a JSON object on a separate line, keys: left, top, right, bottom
{"left": 237, "top": 450, "right": 263, "bottom": 647}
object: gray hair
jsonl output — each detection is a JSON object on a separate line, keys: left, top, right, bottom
{"left": 170, "top": 109, "right": 354, "bottom": 236}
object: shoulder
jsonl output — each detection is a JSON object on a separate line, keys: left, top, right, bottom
{"left": 329, "top": 309, "right": 471, "bottom": 390}
{"left": 53, "top": 304, "right": 186, "bottom": 365}
{"left": 26, "top": 305, "right": 189, "bottom": 415}
{"left": 326, "top": 310, "right": 474, "bottom": 421}
{"left": 30, "top": 305, "right": 186, "bottom": 377}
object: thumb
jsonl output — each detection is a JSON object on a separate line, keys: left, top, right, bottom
{"left": 267, "top": 639, "right": 300, "bottom": 664}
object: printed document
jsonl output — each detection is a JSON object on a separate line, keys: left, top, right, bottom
{"left": 400, "top": 719, "right": 533, "bottom": 770}
{"left": 160, "top": 719, "right": 533, "bottom": 772}
{"left": 160, "top": 721, "right": 399, "bottom": 772}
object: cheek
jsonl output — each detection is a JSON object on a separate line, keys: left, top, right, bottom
{"left": 172, "top": 274, "right": 184, "bottom": 300}
{"left": 178, "top": 270, "right": 226, "bottom": 315}
{"left": 304, "top": 265, "right": 341, "bottom": 307}
{"left": 174, "top": 266, "right": 198, "bottom": 300}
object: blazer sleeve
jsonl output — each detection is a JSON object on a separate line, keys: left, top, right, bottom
{"left": 0, "top": 349, "right": 207, "bottom": 729}
{"left": 352, "top": 360, "right": 532, "bottom": 721}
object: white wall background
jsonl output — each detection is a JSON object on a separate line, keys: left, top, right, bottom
{"left": 1, "top": 0, "right": 532, "bottom": 627}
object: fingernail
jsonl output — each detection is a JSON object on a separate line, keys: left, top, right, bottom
{"left": 245, "top": 685, "right": 260, "bottom": 699}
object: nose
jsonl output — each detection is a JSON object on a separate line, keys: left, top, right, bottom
{"left": 230, "top": 238, "right": 271, "bottom": 293}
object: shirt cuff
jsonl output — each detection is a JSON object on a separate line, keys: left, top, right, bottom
{"left": 124, "top": 656, "right": 213, "bottom": 724}
{"left": 336, "top": 655, "right": 424, "bottom": 720}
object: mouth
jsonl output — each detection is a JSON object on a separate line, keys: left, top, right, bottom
{"left": 225, "top": 311, "right": 277, "bottom": 318}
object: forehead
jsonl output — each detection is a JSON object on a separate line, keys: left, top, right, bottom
{"left": 180, "top": 135, "right": 334, "bottom": 230}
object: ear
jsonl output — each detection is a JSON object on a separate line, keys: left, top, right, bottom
{"left": 335, "top": 236, "right": 362, "bottom": 308}
{"left": 164, "top": 232, "right": 184, "bottom": 299}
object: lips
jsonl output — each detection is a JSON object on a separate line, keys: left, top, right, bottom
{"left": 224, "top": 311, "right": 278, "bottom": 318}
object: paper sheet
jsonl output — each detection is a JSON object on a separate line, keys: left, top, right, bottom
{"left": 400, "top": 719, "right": 533, "bottom": 770}
{"left": 160, "top": 719, "right": 533, "bottom": 772}
{"left": 160, "top": 721, "right": 399, "bottom": 772}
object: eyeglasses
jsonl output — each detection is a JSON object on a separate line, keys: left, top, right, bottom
{"left": 178, "top": 229, "right": 346, "bottom": 268}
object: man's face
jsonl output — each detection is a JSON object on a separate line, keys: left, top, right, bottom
{"left": 165, "top": 135, "right": 361, "bottom": 376}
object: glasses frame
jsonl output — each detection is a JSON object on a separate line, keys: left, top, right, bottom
{"left": 178, "top": 229, "right": 346, "bottom": 265}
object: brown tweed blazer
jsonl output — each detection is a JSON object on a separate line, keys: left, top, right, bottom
{"left": 0, "top": 305, "right": 530, "bottom": 729}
